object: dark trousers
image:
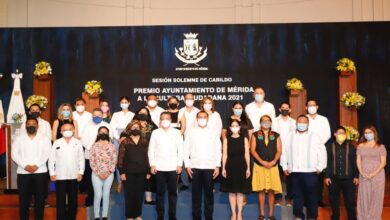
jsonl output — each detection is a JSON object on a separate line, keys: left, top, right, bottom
{"left": 192, "top": 169, "right": 214, "bottom": 220}
{"left": 156, "top": 171, "right": 178, "bottom": 220}
{"left": 317, "top": 171, "right": 325, "bottom": 204}
{"left": 328, "top": 178, "right": 357, "bottom": 220}
{"left": 17, "top": 173, "right": 48, "bottom": 220}
{"left": 124, "top": 173, "right": 146, "bottom": 218}
{"left": 286, "top": 175, "right": 293, "bottom": 200}
{"left": 83, "top": 159, "right": 94, "bottom": 206}
{"left": 291, "top": 172, "right": 319, "bottom": 219}
{"left": 55, "top": 179, "right": 78, "bottom": 220}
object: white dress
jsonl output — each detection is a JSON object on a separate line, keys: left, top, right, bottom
{"left": 6, "top": 73, "right": 26, "bottom": 124}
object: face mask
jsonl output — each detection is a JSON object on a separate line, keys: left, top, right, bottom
{"left": 203, "top": 103, "right": 212, "bottom": 112}
{"left": 233, "top": 108, "right": 243, "bottom": 116}
{"left": 136, "top": 114, "right": 148, "bottom": 121}
{"left": 280, "top": 109, "right": 289, "bottom": 117}
{"left": 297, "top": 123, "right": 308, "bottom": 132}
{"left": 120, "top": 103, "right": 129, "bottom": 110}
{"left": 261, "top": 121, "right": 272, "bottom": 129}
{"left": 101, "top": 106, "right": 109, "bottom": 113}
{"left": 364, "top": 133, "right": 375, "bottom": 141}
{"left": 98, "top": 133, "right": 110, "bottom": 141}
{"left": 161, "top": 119, "right": 171, "bottom": 128}
{"left": 130, "top": 129, "right": 141, "bottom": 136}
{"left": 336, "top": 134, "right": 347, "bottom": 143}
{"left": 147, "top": 100, "right": 157, "bottom": 108}
{"left": 308, "top": 106, "right": 317, "bottom": 115}
{"left": 230, "top": 127, "right": 240, "bottom": 134}
{"left": 198, "top": 118, "right": 207, "bottom": 127}
{"left": 26, "top": 126, "right": 37, "bottom": 134}
{"left": 168, "top": 103, "right": 178, "bottom": 109}
{"left": 62, "top": 110, "right": 70, "bottom": 118}
{"left": 62, "top": 130, "right": 74, "bottom": 138}
{"left": 255, "top": 94, "right": 264, "bottom": 102}
{"left": 75, "top": 105, "right": 85, "bottom": 113}
{"left": 93, "top": 116, "right": 103, "bottom": 124}
{"left": 30, "top": 112, "right": 40, "bottom": 119}
{"left": 185, "top": 99, "right": 194, "bottom": 107}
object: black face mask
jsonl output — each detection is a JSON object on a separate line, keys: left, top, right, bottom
{"left": 26, "top": 126, "right": 37, "bottom": 134}
{"left": 280, "top": 109, "right": 289, "bottom": 116}
{"left": 136, "top": 114, "right": 148, "bottom": 121}
{"left": 130, "top": 129, "right": 141, "bottom": 136}
{"left": 29, "top": 112, "right": 40, "bottom": 119}
{"left": 168, "top": 103, "right": 178, "bottom": 109}
{"left": 97, "top": 133, "right": 110, "bottom": 141}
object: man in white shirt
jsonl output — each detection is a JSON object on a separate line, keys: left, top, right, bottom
{"left": 178, "top": 93, "right": 200, "bottom": 137}
{"left": 145, "top": 94, "right": 165, "bottom": 126}
{"left": 49, "top": 123, "right": 84, "bottom": 220}
{"left": 272, "top": 102, "right": 296, "bottom": 205}
{"left": 148, "top": 112, "right": 183, "bottom": 220}
{"left": 21, "top": 104, "right": 52, "bottom": 140}
{"left": 177, "top": 93, "right": 200, "bottom": 190}
{"left": 72, "top": 98, "right": 92, "bottom": 137}
{"left": 306, "top": 99, "right": 331, "bottom": 206}
{"left": 280, "top": 115, "right": 327, "bottom": 220}
{"left": 184, "top": 111, "right": 222, "bottom": 220}
{"left": 12, "top": 117, "right": 51, "bottom": 220}
{"left": 80, "top": 108, "right": 113, "bottom": 207}
{"left": 245, "top": 86, "right": 276, "bottom": 132}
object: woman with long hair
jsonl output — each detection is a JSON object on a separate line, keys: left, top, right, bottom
{"left": 356, "top": 125, "right": 387, "bottom": 220}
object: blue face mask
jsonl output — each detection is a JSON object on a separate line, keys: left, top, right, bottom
{"left": 297, "top": 123, "right": 308, "bottom": 132}
{"left": 364, "top": 133, "right": 375, "bottom": 141}
{"left": 120, "top": 103, "right": 129, "bottom": 110}
{"left": 233, "top": 108, "right": 243, "bottom": 116}
{"left": 62, "top": 110, "right": 70, "bottom": 118}
{"left": 255, "top": 94, "right": 264, "bottom": 102}
{"left": 93, "top": 116, "right": 103, "bottom": 124}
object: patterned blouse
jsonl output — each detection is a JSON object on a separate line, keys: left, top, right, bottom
{"left": 90, "top": 141, "right": 117, "bottom": 176}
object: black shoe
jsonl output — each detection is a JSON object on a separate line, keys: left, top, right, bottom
{"left": 144, "top": 200, "right": 156, "bottom": 205}
{"left": 102, "top": 218, "right": 107, "bottom": 220}
{"left": 94, "top": 218, "right": 99, "bottom": 220}
{"left": 179, "top": 185, "right": 189, "bottom": 191}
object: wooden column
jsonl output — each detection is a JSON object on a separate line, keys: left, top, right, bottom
{"left": 33, "top": 75, "right": 54, "bottom": 123}
{"left": 82, "top": 92, "right": 100, "bottom": 113}
{"left": 289, "top": 89, "right": 307, "bottom": 119}
{"left": 338, "top": 71, "right": 358, "bottom": 128}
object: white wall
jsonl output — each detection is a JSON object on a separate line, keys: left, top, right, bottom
{"left": 0, "top": 0, "right": 389, "bottom": 27}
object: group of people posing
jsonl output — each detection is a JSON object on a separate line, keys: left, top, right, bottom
{"left": 11, "top": 86, "right": 387, "bottom": 220}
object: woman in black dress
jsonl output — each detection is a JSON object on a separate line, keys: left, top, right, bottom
{"left": 121, "top": 107, "right": 158, "bottom": 205}
{"left": 52, "top": 103, "right": 78, "bottom": 141}
{"left": 222, "top": 102, "right": 254, "bottom": 140}
{"left": 118, "top": 120, "right": 150, "bottom": 219}
{"left": 221, "top": 119, "right": 251, "bottom": 220}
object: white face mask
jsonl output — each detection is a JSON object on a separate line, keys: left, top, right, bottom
{"left": 197, "top": 118, "right": 207, "bottom": 127}
{"left": 230, "top": 127, "right": 240, "bottom": 134}
{"left": 203, "top": 103, "right": 212, "bottom": 112}
{"left": 308, "top": 106, "right": 317, "bottom": 115}
{"left": 75, "top": 105, "right": 85, "bottom": 113}
{"left": 147, "top": 100, "right": 157, "bottom": 108}
{"left": 185, "top": 99, "right": 194, "bottom": 107}
{"left": 62, "top": 130, "right": 74, "bottom": 138}
{"left": 161, "top": 119, "right": 171, "bottom": 128}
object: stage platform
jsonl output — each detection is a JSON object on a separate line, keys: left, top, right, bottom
{"left": 1, "top": 175, "right": 390, "bottom": 219}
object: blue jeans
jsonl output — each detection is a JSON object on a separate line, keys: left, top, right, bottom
{"left": 113, "top": 139, "right": 122, "bottom": 183}
{"left": 91, "top": 172, "right": 114, "bottom": 218}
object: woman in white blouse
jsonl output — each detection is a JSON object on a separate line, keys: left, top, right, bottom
{"left": 110, "top": 96, "right": 134, "bottom": 192}
{"left": 200, "top": 96, "right": 223, "bottom": 138}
